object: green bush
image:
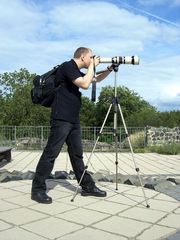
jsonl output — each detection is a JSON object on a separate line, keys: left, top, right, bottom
{"left": 123, "top": 131, "right": 145, "bottom": 149}
{"left": 149, "top": 143, "right": 180, "bottom": 155}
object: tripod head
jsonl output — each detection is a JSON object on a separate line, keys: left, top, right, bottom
{"left": 111, "top": 63, "right": 120, "bottom": 72}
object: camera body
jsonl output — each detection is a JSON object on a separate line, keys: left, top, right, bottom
{"left": 99, "top": 56, "right": 139, "bottom": 65}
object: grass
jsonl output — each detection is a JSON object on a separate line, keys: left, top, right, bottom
{"left": 148, "top": 143, "right": 180, "bottom": 155}
{"left": 134, "top": 143, "right": 180, "bottom": 155}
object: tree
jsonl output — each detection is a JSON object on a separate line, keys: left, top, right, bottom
{"left": 0, "top": 93, "right": 5, "bottom": 124}
{"left": 80, "top": 96, "right": 96, "bottom": 126}
{"left": 159, "top": 111, "right": 180, "bottom": 128}
{"left": 95, "top": 85, "right": 155, "bottom": 126}
{"left": 1, "top": 69, "right": 179, "bottom": 128}
{"left": 126, "top": 108, "right": 162, "bottom": 127}
{"left": 0, "top": 68, "right": 50, "bottom": 125}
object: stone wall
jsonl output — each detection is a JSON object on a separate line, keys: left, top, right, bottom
{"left": 147, "top": 126, "right": 180, "bottom": 145}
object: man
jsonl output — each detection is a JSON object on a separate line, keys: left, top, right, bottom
{"left": 31, "top": 47, "right": 113, "bottom": 204}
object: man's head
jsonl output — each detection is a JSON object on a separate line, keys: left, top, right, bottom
{"left": 73, "top": 47, "right": 93, "bottom": 69}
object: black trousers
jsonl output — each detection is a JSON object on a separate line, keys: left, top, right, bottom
{"left": 32, "top": 120, "right": 94, "bottom": 193}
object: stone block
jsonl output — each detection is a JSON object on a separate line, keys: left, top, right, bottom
{"left": 21, "top": 171, "right": 35, "bottom": 180}
{"left": 110, "top": 173, "right": 128, "bottom": 184}
{"left": 154, "top": 180, "right": 176, "bottom": 192}
{"left": 167, "top": 177, "right": 180, "bottom": 185}
{"left": 127, "top": 175, "right": 146, "bottom": 186}
{"left": 11, "top": 170, "right": 23, "bottom": 180}
{"left": 67, "top": 170, "right": 76, "bottom": 180}
{"left": 47, "top": 173, "right": 54, "bottom": 179}
{"left": 92, "top": 171, "right": 113, "bottom": 182}
{"left": 0, "top": 171, "right": 12, "bottom": 182}
{"left": 155, "top": 185, "right": 180, "bottom": 201}
{"left": 54, "top": 171, "right": 68, "bottom": 179}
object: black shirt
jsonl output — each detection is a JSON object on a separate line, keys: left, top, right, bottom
{"left": 51, "top": 59, "right": 85, "bottom": 123}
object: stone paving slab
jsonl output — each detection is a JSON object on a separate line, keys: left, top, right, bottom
{"left": 136, "top": 225, "right": 177, "bottom": 240}
{"left": 3, "top": 151, "right": 180, "bottom": 177}
{"left": 0, "top": 227, "right": 48, "bottom": 240}
{"left": 0, "top": 207, "right": 48, "bottom": 225}
{"left": 0, "top": 179, "right": 179, "bottom": 240}
{"left": 22, "top": 217, "right": 83, "bottom": 239}
{"left": 57, "top": 227, "right": 127, "bottom": 240}
{"left": 93, "top": 215, "right": 151, "bottom": 238}
{"left": 0, "top": 151, "right": 179, "bottom": 240}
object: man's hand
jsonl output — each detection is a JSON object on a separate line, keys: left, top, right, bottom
{"left": 91, "top": 56, "right": 100, "bottom": 67}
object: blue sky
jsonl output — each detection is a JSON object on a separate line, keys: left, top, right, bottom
{"left": 0, "top": 0, "right": 180, "bottom": 111}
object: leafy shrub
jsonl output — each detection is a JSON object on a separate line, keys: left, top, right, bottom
{"left": 149, "top": 143, "right": 180, "bottom": 155}
{"left": 123, "top": 131, "right": 145, "bottom": 148}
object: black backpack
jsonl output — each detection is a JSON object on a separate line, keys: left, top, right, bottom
{"left": 31, "top": 65, "right": 60, "bottom": 107}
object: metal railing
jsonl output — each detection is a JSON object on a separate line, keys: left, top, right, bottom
{"left": 0, "top": 125, "right": 146, "bottom": 151}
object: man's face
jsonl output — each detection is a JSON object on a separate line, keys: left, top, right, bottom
{"left": 81, "top": 50, "right": 93, "bottom": 68}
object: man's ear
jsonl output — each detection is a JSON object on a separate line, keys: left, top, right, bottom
{"left": 81, "top": 55, "right": 84, "bottom": 61}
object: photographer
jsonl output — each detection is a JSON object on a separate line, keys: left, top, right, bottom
{"left": 31, "top": 47, "right": 113, "bottom": 204}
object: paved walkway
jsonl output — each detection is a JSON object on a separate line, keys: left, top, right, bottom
{"left": 0, "top": 151, "right": 180, "bottom": 240}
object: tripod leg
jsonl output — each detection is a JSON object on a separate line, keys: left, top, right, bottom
{"left": 113, "top": 101, "right": 119, "bottom": 190}
{"left": 71, "top": 103, "right": 113, "bottom": 202}
{"left": 117, "top": 104, "right": 150, "bottom": 208}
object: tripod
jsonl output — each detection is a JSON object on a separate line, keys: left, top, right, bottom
{"left": 71, "top": 64, "right": 150, "bottom": 208}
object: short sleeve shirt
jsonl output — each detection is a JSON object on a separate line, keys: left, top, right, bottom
{"left": 51, "top": 59, "right": 85, "bottom": 123}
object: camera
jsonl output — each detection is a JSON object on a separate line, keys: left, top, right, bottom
{"left": 99, "top": 56, "right": 139, "bottom": 65}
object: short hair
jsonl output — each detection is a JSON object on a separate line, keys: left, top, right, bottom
{"left": 73, "top": 47, "right": 91, "bottom": 58}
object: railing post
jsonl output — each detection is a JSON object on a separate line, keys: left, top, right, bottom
{"left": 94, "top": 126, "right": 96, "bottom": 143}
{"left": 119, "top": 127, "right": 122, "bottom": 150}
{"left": 41, "top": 126, "right": 43, "bottom": 149}
{"left": 14, "top": 126, "right": 17, "bottom": 148}
{"left": 144, "top": 126, "right": 148, "bottom": 147}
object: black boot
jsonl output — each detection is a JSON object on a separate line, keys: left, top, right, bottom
{"left": 31, "top": 192, "right": 52, "bottom": 204}
{"left": 81, "top": 185, "right": 107, "bottom": 197}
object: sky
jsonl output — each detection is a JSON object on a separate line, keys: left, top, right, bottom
{"left": 0, "top": 0, "right": 180, "bottom": 111}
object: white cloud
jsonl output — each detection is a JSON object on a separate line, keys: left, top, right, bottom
{"left": 47, "top": 1, "right": 180, "bottom": 46}
{"left": 0, "top": 0, "right": 180, "bottom": 111}
{"left": 0, "top": 0, "right": 45, "bottom": 41}
{"left": 161, "top": 84, "right": 180, "bottom": 98}
{"left": 90, "top": 55, "right": 180, "bottom": 111}
{"left": 138, "top": 0, "right": 180, "bottom": 7}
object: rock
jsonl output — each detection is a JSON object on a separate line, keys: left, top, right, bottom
{"left": 11, "top": 170, "right": 23, "bottom": 180}
{"left": 92, "top": 172, "right": 103, "bottom": 182}
{"left": 0, "top": 171, "right": 12, "bottom": 182}
{"left": 167, "top": 177, "right": 180, "bottom": 185}
{"left": 155, "top": 185, "right": 180, "bottom": 201}
{"left": 154, "top": 180, "right": 176, "bottom": 192}
{"left": 124, "top": 179, "right": 133, "bottom": 185}
{"left": 54, "top": 171, "right": 68, "bottom": 179}
{"left": 0, "top": 159, "right": 8, "bottom": 168}
{"left": 0, "top": 167, "right": 179, "bottom": 202}
{"left": 175, "top": 178, "right": 180, "bottom": 185}
{"left": 167, "top": 230, "right": 180, "bottom": 240}
{"left": 144, "top": 183, "right": 156, "bottom": 190}
{"left": 21, "top": 171, "right": 35, "bottom": 180}
{"left": 47, "top": 174, "right": 54, "bottom": 179}
{"left": 110, "top": 173, "right": 129, "bottom": 184}
{"left": 111, "top": 174, "right": 145, "bottom": 186}
{"left": 92, "top": 170, "right": 112, "bottom": 182}
{"left": 93, "top": 172, "right": 112, "bottom": 182}
{"left": 125, "top": 175, "right": 145, "bottom": 186}
{"left": 143, "top": 176, "right": 158, "bottom": 189}
{"left": 68, "top": 170, "right": 76, "bottom": 180}
{"left": 0, "top": 169, "right": 9, "bottom": 173}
